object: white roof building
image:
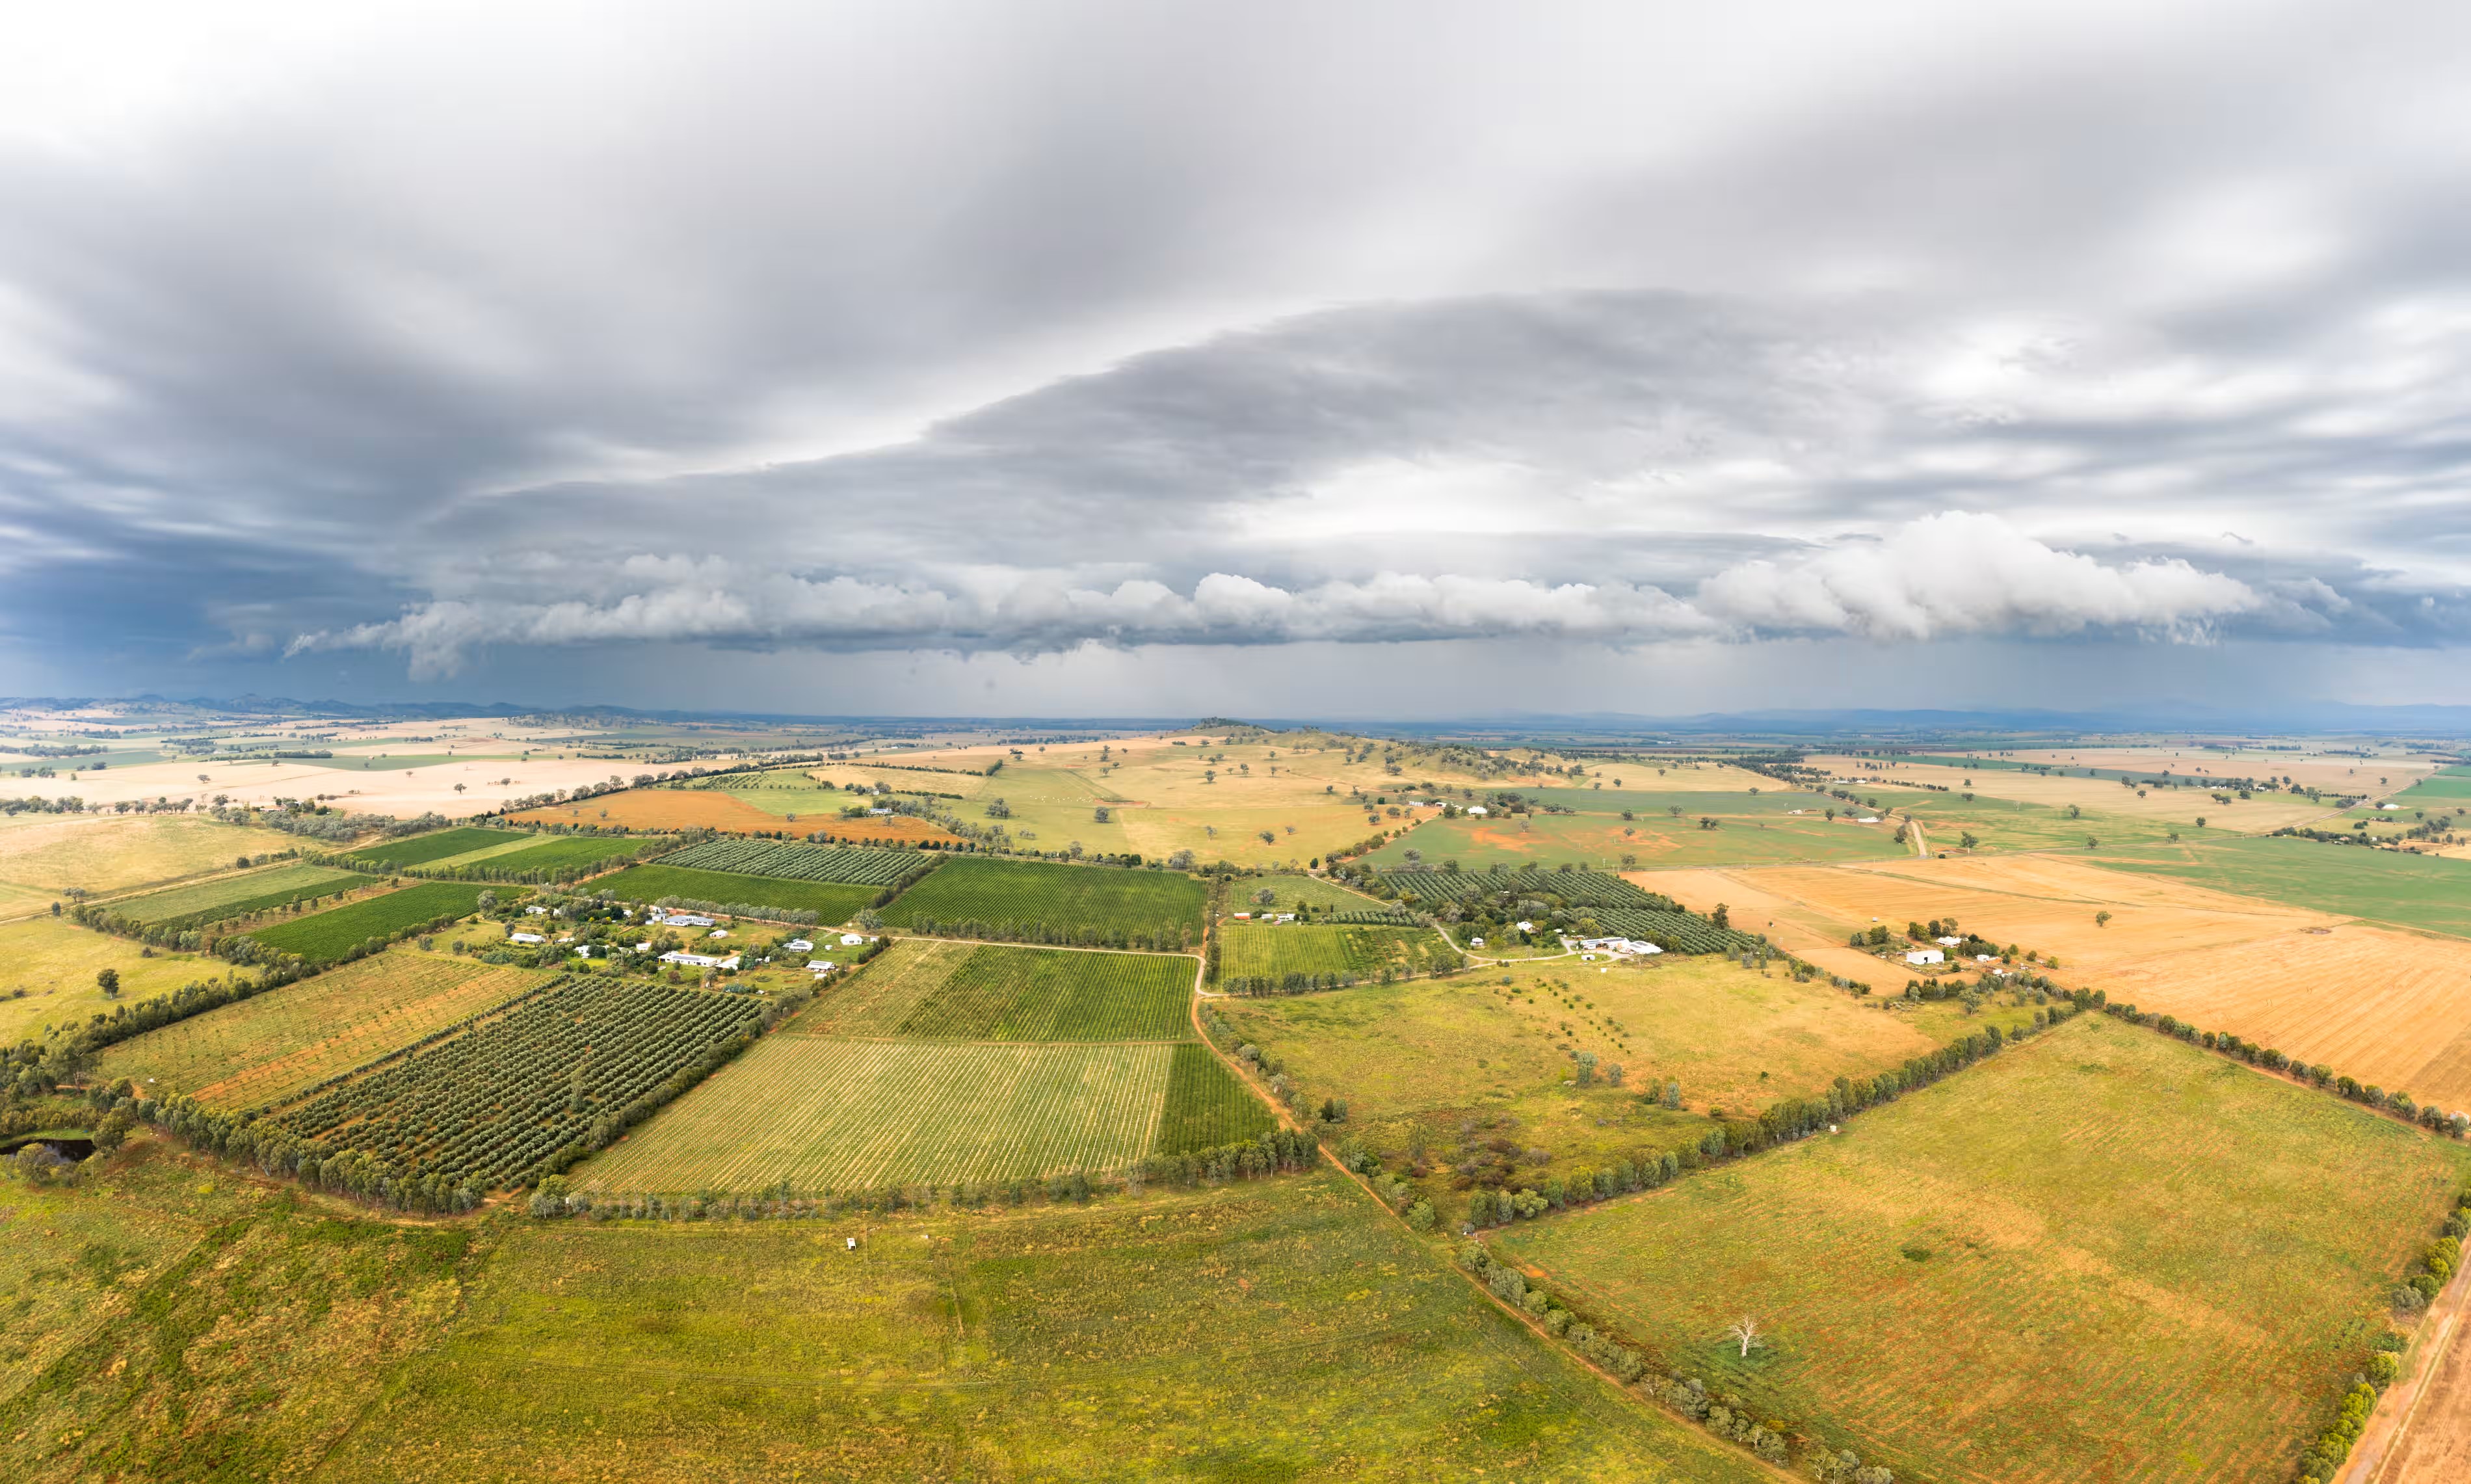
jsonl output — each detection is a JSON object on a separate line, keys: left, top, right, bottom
{"left": 786, "top": 939, "right": 814, "bottom": 952}
{"left": 1469, "top": 937, "right": 1485, "bottom": 947}
{"left": 525, "top": 905, "right": 550, "bottom": 915}
{"left": 1935, "top": 935, "right": 1962, "bottom": 946}
{"left": 1466, "top": 805, "right": 1488, "bottom": 816}
{"left": 509, "top": 932, "right": 546, "bottom": 944}
{"left": 1516, "top": 920, "right": 1535, "bottom": 931}
{"left": 806, "top": 959, "right": 837, "bottom": 972}
{"left": 1857, "top": 815, "right": 1881, "bottom": 824}
{"left": 707, "top": 929, "right": 729, "bottom": 938}
{"left": 839, "top": 933, "right": 867, "bottom": 946}
{"left": 1572, "top": 936, "right": 1663, "bottom": 956}
{"left": 1905, "top": 947, "right": 1945, "bottom": 965}
{"left": 654, "top": 912, "right": 715, "bottom": 927}
{"left": 659, "top": 950, "right": 739, "bottom": 969}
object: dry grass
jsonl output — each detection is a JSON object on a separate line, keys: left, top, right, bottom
{"left": 0, "top": 812, "right": 274, "bottom": 901}
{"left": 510, "top": 788, "right": 957, "bottom": 841}
{"left": 0, "top": 917, "right": 224, "bottom": 1045}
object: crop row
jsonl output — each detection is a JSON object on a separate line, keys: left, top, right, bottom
{"left": 269, "top": 977, "right": 763, "bottom": 1189}
{"left": 1374, "top": 868, "right": 1665, "bottom": 909}
{"left": 243, "top": 882, "right": 501, "bottom": 964}
{"left": 656, "top": 838, "right": 934, "bottom": 886}
{"left": 1591, "top": 908, "right": 1760, "bottom": 955}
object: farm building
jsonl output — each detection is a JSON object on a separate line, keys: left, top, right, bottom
{"left": 806, "top": 959, "right": 836, "bottom": 972}
{"left": 509, "top": 932, "right": 546, "bottom": 945}
{"left": 1935, "top": 935, "right": 1961, "bottom": 946}
{"left": 1905, "top": 947, "right": 1944, "bottom": 965}
{"left": 652, "top": 911, "right": 716, "bottom": 927}
{"left": 786, "top": 938, "right": 813, "bottom": 952}
{"left": 1466, "top": 805, "right": 1488, "bottom": 816}
{"left": 659, "top": 949, "right": 738, "bottom": 970}
{"left": 1570, "top": 936, "right": 1662, "bottom": 957}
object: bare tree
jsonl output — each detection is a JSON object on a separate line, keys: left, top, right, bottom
{"left": 1724, "top": 1316, "right": 1764, "bottom": 1358}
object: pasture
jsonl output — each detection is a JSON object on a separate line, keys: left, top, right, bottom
{"left": 578, "top": 1039, "right": 1176, "bottom": 1189}
{"left": 1494, "top": 1014, "right": 2469, "bottom": 1484}
{"left": 2094, "top": 834, "right": 2471, "bottom": 940}
{"left": 512, "top": 787, "right": 962, "bottom": 843}
{"left": 0, "top": 811, "right": 275, "bottom": 902}
{"left": 593, "top": 863, "right": 880, "bottom": 920}
{"left": 338, "top": 825, "right": 527, "bottom": 868}
{"left": 0, "top": 917, "right": 220, "bottom": 1044}
{"left": 794, "top": 938, "right": 1194, "bottom": 1042}
{"left": 93, "top": 949, "right": 551, "bottom": 1108}
{"left": 1234, "top": 871, "right": 1392, "bottom": 912}
{"left": 244, "top": 881, "right": 499, "bottom": 963}
{"left": 879, "top": 856, "right": 1208, "bottom": 942}
{"left": 1811, "top": 752, "right": 2332, "bottom": 838}
{"left": 323, "top": 1174, "right": 1772, "bottom": 1483}
{"left": 111, "top": 861, "right": 371, "bottom": 930}
{"left": 1213, "top": 953, "right": 2040, "bottom": 1191}
{"left": 1217, "top": 921, "right": 1459, "bottom": 984}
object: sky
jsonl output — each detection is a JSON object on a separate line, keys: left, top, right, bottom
{"left": 3, "top": 0, "right": 2468, "bottom": 720}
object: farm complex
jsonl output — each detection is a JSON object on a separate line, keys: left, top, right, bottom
{"left": 4, "top": 705, "right": 2469, "bottom": 1481}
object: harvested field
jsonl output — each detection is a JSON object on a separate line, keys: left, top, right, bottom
{"left": 512, "top": 788, "right": 960, "bottom": 843}
{"left": 2094, "top": 835, "right": 2471, "bottom": 940}
{"left": 1494, "top": 1014, "right": 2471, "bottom": 1484}
{"left": 0, "top": 812, "right": 276, "bottom": 901}
{"left": 577, "top": 1038, "right": 1176, "bottom": 1189}
{"left": 2387, "top": 1288, "right": 2471, "bottom": 1484}
{"left": 93, "top": 951, "right": 551, "bottom": 1108}
{"left": 1366, "top": 810, "right": 1909, "bottom": 871}
{"left": 2093, "top": 923, "right": 2471, "bottom": 1117}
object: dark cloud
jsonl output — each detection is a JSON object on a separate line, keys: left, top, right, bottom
{"left": 1, "top": 1, "right": 2467, "bottom": 706}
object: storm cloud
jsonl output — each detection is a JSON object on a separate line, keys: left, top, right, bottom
{"left": 3, "top": 0, "right": 2468, "bottom": 708}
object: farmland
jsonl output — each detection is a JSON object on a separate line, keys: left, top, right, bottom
{"left": 337, "top": 825, "right": 527, "bottom": 868}
{"left": 322, "top": 1174, "right": 1773, "bottom": 1483}
{"left": 0, "top": 916, "right": 221, "bottom": 1044}
{"left": 92, "top": 949, "right": 551, "bottom": 1108}
{"left": 0, "top": 811, "right": 278, "bottom": 903}
{"left": 512, "top": 787, "right": 962, "bottom": 843}
{"left": 244, "top": 881, "right": 501, "bottom": 962}
{"left": 2094, "top": 834, "right": 2471, "bottom": 939}
{"left": 578, "top": 1038, "right": 1175, "bottom": 1190}
{"left": 1371, "top": 866, "right": 1672, "bottom": 908}
{"left": 272, "top": 976, "right": 764, "bottom": 1190}
{"left": 1212, "top": 951, "right": 2042, "bottom": 1208}
{"left": 593, "top": 863, "right": 881, "bottom": 920}
{"left": 1592, "top": 908, "right": 1762, "bottom": 955}
{"left": 1493, "top": 1014, "right": 2470, "bottom": 1484}
{"left": 1367, "top": 808, "right": 1912, "bottom": 871}
{"left": 111, "top": 861, "right": 372, "bottom": 930}
{"left": 1157, "top": 1041, "right": 1277, "bottom": 1152}
{"left": 794, "top": 940, "right": 1193, "bottom": 1041}
{"left": 428, "top": 832, "right": 648, "bottom": 877}
{"left": 656, "top": 836, "right": 932, "bottom": 885}
{"left": 1217, "top": 921, "right": 1460, "bottom": 985}
{"left": 879, "top": 855, "right": 1208, "bottom": 944}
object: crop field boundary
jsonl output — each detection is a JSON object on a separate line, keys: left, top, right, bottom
{"left": 252, "top": 974, "right": 566, "bottom": 1114}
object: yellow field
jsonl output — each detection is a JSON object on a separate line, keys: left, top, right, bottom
{"left": 511, "top": 788, "right": 958, "bottom": 841}
{"left": 0, "top": 812, "right": 274, "bottom": 905}
{"left": 1992, "top": 745, "right": 2437, "bottom": 793}
{"left": 0, "top": 917, "right": 225, "bottom": 1044}
{"left": 1810, "top": 753, "right": 2340, "bottom": 834}
{"left": 44, "top": 753, "right": 633, "bottom": 821}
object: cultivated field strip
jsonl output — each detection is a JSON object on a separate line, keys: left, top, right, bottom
{"left": 244, "top": 881, "right": 499, "bottom": 963}
{"left": 1375, "top": 868, "right": 1663, "bottom": 908}
{"left": 577, "top": 1039, "right": 1175, "bottom": 1190}
{"left": 654, "top": 838, "right": 927, "bottom": 886}
{"left": 789, "top": 937, "right": 970, "bottom": 1035}
{"left": 1156, "top": 1043, "right": 1277, "bottom": 1152}
{"left": 1217, "top": 923, "right": 1457, "bottom": 982}
{"left": 1591, "top": 908, "right": 1761, "bottom": 955}
{"left": 115, "top": 862, "right": 373, "bottom": 931}
{"left": 878, "top": 856, "right": 1208, "bottom": 940}
{"left": 895, "top": 944, "right": 1194, "bottom": 1041}
{"left": 338, "top": 827, "right": 528, "bottom": 869}
{"left": 96, "top": 955, "right": 550, "bottom": 1107}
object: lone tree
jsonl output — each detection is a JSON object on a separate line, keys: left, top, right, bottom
{"left": 1724, "top": 1315, "right": 1765, "bottom": 1358}
{"left": 96, "top": 968, "right": 120, "bottom": 998}
{"left": 2095, "top": 910, "right": 2112, "bottom": 928}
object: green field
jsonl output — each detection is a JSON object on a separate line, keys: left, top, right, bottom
{"left": 2094, "top": 833, "right": 2471, "bottom": 939}
{"left": 879, "top": 856, "right": 1208, "bottom": 942}
{"left": 1156, "top": 1042, "right": 1277, "bottom": 1152}
{"left": 796, "top": 938, "right": 1193, "bottom": 1041}
{"left": 1882, "top": 786, "right": 2182, "bottom": 854}
{"left": 111, "top": 861, "right": 371, "bottom": 930}
{"left": 1218, "top": 921, "right": 1460, "bottom": 985}
{"left": 594, "top": 863, "right": 881, "bottom": 920}
{"left": 655, "top": 837, "right": 929, "bottom": 885}
{"left": 244, "top": 881, "right": 499, "bottom": 962}
{"left": 321, "top": 1174, "right": 1773, "bottom": 1483}
{"left": 2396, "top": 765, "right": 2471, "bottom": 804}
{"left": 93, "top": 950, "right": 551, "bottom": 1108}
{"left": 1234, "top": 871, "right": 1393, "bottom": 912}
{"left": 338, "top": 826, "right": 527, "bottom": 867}
{"left": 1492, "top": 1014, "right": 2469, "bottom": 1484}
{"left": 578, "top": 1038, "right": 1178, "bottom": 1189}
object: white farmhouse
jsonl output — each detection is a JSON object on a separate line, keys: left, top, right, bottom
{"left": 839, "top": 933, "right": 867, "bottom": 946}
{"left": 786, "top": 939, "right": 814, "bottom": 953}
{"left": 806, "top": 959, "right": 837, "bottom": 973}
{"left": 509, "top": 932, "right": 546, "bottom": 945}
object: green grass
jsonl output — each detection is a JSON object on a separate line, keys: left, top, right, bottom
{"left": 244, "top": 882, "right": 500, "bottom": 963}
{"left": 2396, "top": 765, "right": 2471, "bottom": 804}
{"left": 339, "top": 827, "right": 527, "bottom": 868}
{"left": 320, "top": 1174, "right": 1775, "bottom": 1483}
{"left": 1492, "top": 1014, "right": 2470, "bottom": 1484}
{"left": 594, "top": 864, "right": 881, "bottom": 921}
{"left": 576, "top": 1037, "right": 1179, "bottom": 1189}
{"left": 291, "top": 752, "right": 468, "bottom": 771}
{"left": 880, "top": 856, "right": 1208, "bottom": 940}
{"left": 1157, "top": 1042, "right": 1276, "bottom": 1152}
{"left": 93, "top": 950, "right": 551, "bottom": 1109}
{"left": 891, "top": 943, "right": 1193, "bottom": 1040}
{"left": 1218, "top": 922, "right": 1460, "bottom": 983}
{"left": 0, "top": 1142, "right": 489, "bottom": 1484}
{"left": 111, "top": 862, "right": 372, "bottom": 930}
{"left": 1236, "top": 871, "right": 1392, "bottom": 912}
{"left": 1882, "top": 786, "right": 2182, "bottom": 853}
{"left": 2093, "top": 834, "right": 2471, "bottom": 939}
